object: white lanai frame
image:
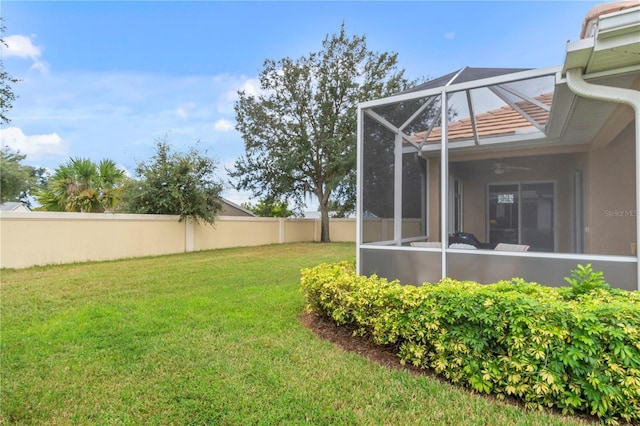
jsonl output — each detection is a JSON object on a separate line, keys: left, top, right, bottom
{"left": 357, "top": 66, "right": 639, "bottom": 290}
{"left": 357, "top": 66, "right": 559, "bottom": 250}
{"left": 361, "top": 68, "right": 556, "bottom": 153}
{"left": 362, "top": 65, "right": 545, "bottom": 250}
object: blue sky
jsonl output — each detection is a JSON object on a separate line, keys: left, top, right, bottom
{"left": 1, "top": 0, "right": 600, "bottom": 205}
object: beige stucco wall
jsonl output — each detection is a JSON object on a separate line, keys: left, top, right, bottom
{"left": 285, "top": 219, "right": 315, "bottom": 243}
{"left": 362, "top": 218, "right": 394, "bottom": 242}
{"left": 194, "top": 217, "right": 281, "bottom": 250}
{"left": 428, "top": 157, "right": 441, "bottom": 241}
{"left": 555, "top": 154, "right": 584, "bottom": 253}
{"left": 328, "top": 219, "right": 357, "bottom": 242}
{"left": 401, "top": 219, "right": 423, "bottom": 239}
{"left": 0, "top": 212, "right": 185, "bottom": 269}
{"left": 461, "top": 177, "right": 486, "bottom": 242}
{"left": 586, "top": 123, "right": 636, "bottom": 255}
{"left": 360, "top": 218, "right": 420, "bottom": 242}
{"left": 0, "top": 213, "right": 356, "bottom": 269}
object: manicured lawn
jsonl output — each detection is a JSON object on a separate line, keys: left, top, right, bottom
{"left": 1, "top": 243, "right": 592, "bottom": 425}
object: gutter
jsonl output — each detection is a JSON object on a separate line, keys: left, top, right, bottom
{"left": 565, "top": 67, "right": 640, "bottom": 290}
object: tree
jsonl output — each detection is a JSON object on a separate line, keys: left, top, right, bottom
{"left": 0, "top": 147, "right": 44, "bottom": 204}
{"left": 323, "top": 199, "right": 353, "bottom": 219}
{"left": 37, "top": 158, "right": 125, "bottom": 212}
{"left": 1, "top": 19, "right": 20, "bottom": 125}
{"left": 241, "top": 199, "right": 293, "bottom": 218}
{"left": 119, "top": 139, "right": 223, "bottom": 224}
{"left": 230, "top": 24, "right": 413, "bottom": 242}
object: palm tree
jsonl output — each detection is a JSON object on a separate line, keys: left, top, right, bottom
{"left": 37, "top": 158, "right": 126, "bottom": 213}
{"left": 96, "top": 159, "right": 126, "bottom": 211}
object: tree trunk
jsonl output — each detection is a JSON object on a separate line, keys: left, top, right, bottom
{"left": 319, "top": 196, "right": 331, "bottom": 243}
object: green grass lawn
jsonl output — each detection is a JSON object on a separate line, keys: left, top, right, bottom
{"left": 1, "top": 243, "right": 593, "bottom": 425}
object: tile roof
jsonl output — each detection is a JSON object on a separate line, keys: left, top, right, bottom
{"left": 415, "top": 93, "right": 553, "bottom": 143}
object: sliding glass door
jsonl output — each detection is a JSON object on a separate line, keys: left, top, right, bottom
{"left": 488, "top": 182, "right": 554, "bottom": 251}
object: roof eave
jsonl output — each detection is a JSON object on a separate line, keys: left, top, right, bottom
{"left": 563, "top": 6, "right": 640, "bottom": 76}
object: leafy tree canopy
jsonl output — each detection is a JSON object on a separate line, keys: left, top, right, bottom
{"left": 119, "top": 138, "right": 223, "bottom": 224}
{"left": 36, "top": 157, "right": 126, "bottom": 213}
{"left": 230, "top": 24, "right": 414, "bottom": 242}
{"left": 0, "top": 147, "right": 45, "bottom": 205}
{"left": 323, "top": 199, "right": 355, "bottom": 219}
{"left": 241, "top": 199, "right": 293, "bottom": 218}
{"left": 0, "top": 19, "right": 20, "bottom": 125}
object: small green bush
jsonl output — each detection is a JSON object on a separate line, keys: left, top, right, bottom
{"left": 301, "top": 262, "right": 640, "bottom": 425}
{"left": 564, "top": 263, "right": 610, "bottom": 297}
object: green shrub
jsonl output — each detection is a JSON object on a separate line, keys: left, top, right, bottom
{"left": 564, "top": 263, "right": 610, "bottom": 297}
{"left": 301, "top": 262, "right": 640, "bottom": 425}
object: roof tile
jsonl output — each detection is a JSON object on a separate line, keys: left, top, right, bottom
{"left": 415, "top": 93, "right": 553, "bottom": 143}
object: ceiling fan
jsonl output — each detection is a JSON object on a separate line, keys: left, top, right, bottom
{"left": 492, "top": 162, "right": 530, "bottom": 175}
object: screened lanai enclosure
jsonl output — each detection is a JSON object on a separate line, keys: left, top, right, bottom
{"left": 356, "top": 3, "right": 640, "bottom": 290}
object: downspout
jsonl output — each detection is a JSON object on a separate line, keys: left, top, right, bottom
{"left": 565, "top": 67, "right": 640, "bottom": 291}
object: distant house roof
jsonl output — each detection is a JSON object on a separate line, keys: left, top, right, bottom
{"left": 399, "top": 67, "right": 532, "bottom": 95}
{"left": 420, "top": 92, "right": 553, "bottom": 143}
{"left": 220, "top": 198, "right": 256, "bottom": 217}
{"left": 0, "top": 202, "right": 31, "bottom": 212}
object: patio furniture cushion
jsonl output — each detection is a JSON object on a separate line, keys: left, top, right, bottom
{"left": 449, "top": 243, "right": 477, "bottom": 250}
{"left": 410, "top": 242, "right": 442, "bottom": 248}
{"left": 494, "top": 243, "right": 530, "bottom": 252}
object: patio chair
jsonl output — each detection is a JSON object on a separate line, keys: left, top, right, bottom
{"left": 449, "top": 232, "right": 493, "bottom": 249}
{"left": 494, "top": 243, "right": 530, "bottom": 252}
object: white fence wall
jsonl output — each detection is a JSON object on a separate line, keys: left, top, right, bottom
{"left": 0, "top": 212, "right": 356, "bottom": 269}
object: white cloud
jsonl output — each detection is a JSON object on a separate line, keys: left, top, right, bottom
{"left": 444, "top": 32, "right": 456, "bottom": 40}
{"left": 175, "top": 102, "right": 196, "bottom": 119}
{"left": 29, "top": 60, "right": 51, "bottom": 74}
{"left": 212, "top": 76, "right": 263, "bottom": 115}
{"left": 0, "top": 127, "right": 65, "bottom": 158}
{"left": 2, "top": 34, "right": 50, "bottom": 74}
{"left": 239, "top": 78, "right": 261, "bottom": 97}
{"left": 2, "top": 35, "right": 40, "bottom": 59}
{"left": 224, "top": 77, "right": 262, "bottom": 103}
{"left": 7, "top": 69, "right": 251, "bottom": 171}
{"left": 214, "top": 119, "right": 234, "bottom": 132}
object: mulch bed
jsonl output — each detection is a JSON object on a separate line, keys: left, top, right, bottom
{"left": 300, "top": 311, "right": 438, "bottom": 378}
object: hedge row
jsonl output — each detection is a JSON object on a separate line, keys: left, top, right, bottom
{"left": 300, "top": 262, "right": 640, "bottom": 424}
